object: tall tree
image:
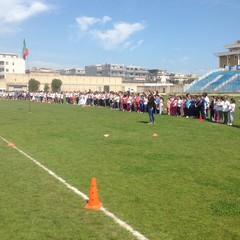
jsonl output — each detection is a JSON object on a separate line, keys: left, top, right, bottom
{"left": 44, "top": 83, "right": 49, "bottom": 92}
{"left": 51, "top": 79, "right": 62, "bottom": 92}
{"left": 28, "top": 78, "right": 40, "bottom": 92}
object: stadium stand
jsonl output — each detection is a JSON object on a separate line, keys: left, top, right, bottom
{"left": 185, "top": 69, "right": 240, "bottom": 93}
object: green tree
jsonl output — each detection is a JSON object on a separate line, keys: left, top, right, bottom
{"left": 44, "top": 83, "right": 49, "bottom": 92}
{"left": 28, "top": 78, "right": 40, "bottom": 92}
{"left": 51, "top": 79, "right": 62, "bottom": 92}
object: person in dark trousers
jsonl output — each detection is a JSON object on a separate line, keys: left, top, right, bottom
{"left": 147, "top": 92, "right": 155, "bottom": 124}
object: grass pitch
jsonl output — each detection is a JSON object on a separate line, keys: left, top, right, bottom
{"left": 0, "top": 100, "right": 240, "bottom": 240}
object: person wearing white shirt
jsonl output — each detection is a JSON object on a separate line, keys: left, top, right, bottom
{"left": 203, "top": 93, "right": 210, "bottom": 118}
{"left": 222, "top": 96, "right": 230, "bottom": 125}
{"left": 217, "top": 97, "right": 223, "bottom": 123}
{"left": 229, "top": 98, "right": 236, "bottom": 126}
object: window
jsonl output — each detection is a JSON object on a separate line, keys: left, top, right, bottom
{"left": 0, "top": 61, "right": 4, "bottom": 65}
{"left": 6, "top": 61, "right": 8, "bottom": 65}
{"left": 6, "top": 69, "right": 9, "bottom": 72}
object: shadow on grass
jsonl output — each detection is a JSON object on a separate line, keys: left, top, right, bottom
{"left": 138, "top": 120, "right": 149, "bottom": 124}
{"left": 205, "top": 118, "right": 240, "bottom": 128}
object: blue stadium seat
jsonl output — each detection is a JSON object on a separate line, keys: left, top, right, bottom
{"left": 186, "top": 70, "right": 240, "bottom": 93}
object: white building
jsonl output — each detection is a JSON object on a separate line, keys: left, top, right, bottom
{"left": 169, "top": 72, "right": 198, "bottom": 84}
{"left": 85, "top": 63, "right": 149, "bottom": 82}
{"left": 0, "top": 52, "right": 25, "bottom": 81}
{"left": 148, "top": 69, "right": 170, "bottom": 83}
{"left": 101, "top": 63, "right": 125, "bottom": 77}
{"left": 60, "top": 68, "right": 85, "bottom": 76}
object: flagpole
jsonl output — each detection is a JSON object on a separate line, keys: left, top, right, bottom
{"left": 23, "top": 38, "right": 31, "bottom": 113}
{"left": 27, "top": 56, "right": 31, "bottom": 113}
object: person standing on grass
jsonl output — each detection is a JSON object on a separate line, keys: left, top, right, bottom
{"left": 176, "top": 96, "right": 183, "bottom": 117}
{"left": 216, "top": 97, "right": 223, "bottom": 123}
{"left": 159, "top": 96, "right": 164, "bottom": 115}
{"left": 147, "top": 91, "right": 155, "bottom": 124}
{"left": 135, "top": 93, "right": 141, "bottom": 113}
{"left": 203, "top": 92, "right": 210, "bottom": 118}
{"left": 210, "top": 96, "right": 215, "bottom": 121}
{"left": 166, "top": 97, "right": 171, "bottom": 115}
{"left": 222, "top": 96, "right": 230, "bottom": 125}
{"left": 122, "top": 93, "right": 128, "bottom": 112}
{"left": 229, "top": 98, "right": 236, "bottom": 126}
{"left": 185, "top": 95, "right": 192, "bottom": 118}
{"left": 154, "top": 94, "right": 160, "bottom": 114}
{"left": 195, "top": 95, "right": 206, "bottom": 119}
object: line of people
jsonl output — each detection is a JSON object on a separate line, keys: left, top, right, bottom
{"left": 1, "top": 90, "right": 237, "bottom": 125}
{"left": 166, "top": 93, "right": 236, "bottom": 125}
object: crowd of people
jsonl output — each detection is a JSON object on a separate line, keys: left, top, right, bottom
{"left": 1, "top": 90, "right": 165, "bottom": 114}
{"left": 1, "top": 90, "right": 238, "bottom": 126}
{"left": 166, "top": 93, "right": 237, "bottom": 125}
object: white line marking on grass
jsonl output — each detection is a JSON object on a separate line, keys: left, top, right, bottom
{"left": 1, "top": 136, "right": 148, "bottom": 240}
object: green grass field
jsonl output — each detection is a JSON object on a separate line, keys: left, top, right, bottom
{"left": 0, "top": 100, "right": 240, "bottom": 240}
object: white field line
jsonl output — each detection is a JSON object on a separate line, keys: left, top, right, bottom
{"left": 0, "top": 136, "right": 148, "bottom": 240}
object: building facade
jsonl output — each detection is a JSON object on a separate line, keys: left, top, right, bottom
{"left": 85, "top": 63, "right": 149, "bottom": 82}
{"left": 100, "top": 63, "right": 125, "bottom": 77}
{"left": 60, "top": 68, "right": 85, "bottom": 76}
{"left": 124, "top": 65, "right": 148, "bottom": 82}
{"left": 148, "top": 69, "right": 170, "bottom": 83}
{"left": 85, "top": 64, "right": 103, "bottom": 76}
{"left": 215, "top": 40, "right": 240, "bottom": 68}
{"left": 0, "top": 51, "right": 197, "bottom": 94}
{"left": 0, "top": 52, "right": 25, "bottom": 88}
{"left": 4, "top": 73, "right": 123, "bottom": 92}
{"left": 168, "top": 72, "right": 198, "bottom": 85}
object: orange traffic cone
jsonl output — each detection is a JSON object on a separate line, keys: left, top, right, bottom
{"left": 199, "top": 114, "right": 203, "bottom": 121}
{"left": 85, "top": 178, "right": 102, "bottom": 210}
{"left": 8, "top": 142, "right": 15, "bottom": 147}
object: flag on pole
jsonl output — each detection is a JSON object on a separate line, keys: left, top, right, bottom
{"left": 22, "top": 39, "right": 29, "bottom": 60}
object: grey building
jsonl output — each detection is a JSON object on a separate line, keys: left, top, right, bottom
{"left": 60, "top": 68, "right": 85, "bottom": 76}
{"left": 85, "top": 63, "right": 149, "bottom": 82}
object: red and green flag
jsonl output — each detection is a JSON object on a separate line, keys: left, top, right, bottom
{"left": 22, "top": 39, "right": 29, "bottom": 60}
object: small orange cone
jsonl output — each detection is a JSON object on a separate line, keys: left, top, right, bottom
{"left": 8, "top": 142, "right": 15, "bottom": 147}
{"left": 199, "top": 114, "right": 203, "bottom": 121}
{"left": 85, "top": 178, "right": 102, "bottom": 210}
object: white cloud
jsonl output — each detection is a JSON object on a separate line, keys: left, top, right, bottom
{"left": 101, "top": 16, "right": 112, "bottom": 24}
{"left": 123, "top": 41, "right": 133, "bottom": 49}
{"left": 0, "top": 0, "right": 52, "bottom": 23}
{"left": 76, "top": 15, "right": 112, "bottom": 31}
{"left": 91, "top": 22, "right": 146, "bottom": 50}
{"left": 0, "top": 0, "right": 53, "bottom": 34}
{"left": 75, "top": 15, "right": 146, "bottom": 50}
{"left": 129, "top": 40, "right": 143, "bottom": 51}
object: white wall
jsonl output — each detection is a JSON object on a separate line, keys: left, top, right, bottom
{"left": 0, "top": 53, "right": 25, "bottom": 75}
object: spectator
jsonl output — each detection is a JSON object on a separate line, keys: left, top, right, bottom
{"left": 222, "top": 96, "right": 230, "bottom": 125}
{"left": 229, "top": 98, "right": 236, "bottom": 126}
{"left": 147, "top": 92, "right": 155, "bottom": 124}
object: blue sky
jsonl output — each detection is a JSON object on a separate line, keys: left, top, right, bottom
{"left": 0, "top": 0, "right": 239, "bottom": 75}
